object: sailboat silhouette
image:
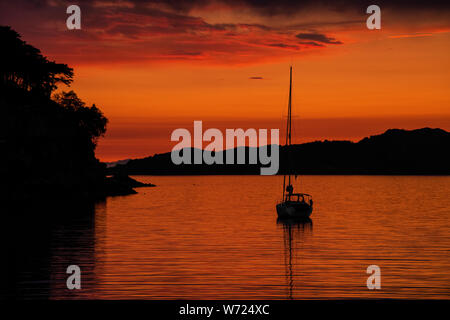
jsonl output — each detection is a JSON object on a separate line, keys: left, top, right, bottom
{"left": 276, "top": 67, "right": 314, "bottom": 219}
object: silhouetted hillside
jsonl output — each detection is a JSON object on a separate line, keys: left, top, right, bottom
{"left": 0, "top": 26, "right": 145, "bottom": 199}
{"left": 111, "top": 128, "right": 450, "bottom": 175}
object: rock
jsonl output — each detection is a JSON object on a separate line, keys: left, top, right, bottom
{"left": 104, "top": 173, "right": 155, "bottom": 196}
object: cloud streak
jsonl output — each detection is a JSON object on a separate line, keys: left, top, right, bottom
{"left": 296, "top": 33, "right": 343, "bottom": 45}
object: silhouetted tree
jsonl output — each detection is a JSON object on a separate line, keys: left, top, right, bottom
{"left": 0, "top": 26, "right": 73, "bottom": 97}
{"left": 53, "top": 91, "right": 108, "bottom": 147}
{"left": 0, "top": 26, "right": 140, "bottom": 201}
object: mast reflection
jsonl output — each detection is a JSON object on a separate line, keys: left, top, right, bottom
{"left": 277, "top": 218, "right": 313, "bottom": 299}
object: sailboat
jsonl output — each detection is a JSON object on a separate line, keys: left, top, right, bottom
{"left": 276, "top": 66, "right": 313, "bottom": 219}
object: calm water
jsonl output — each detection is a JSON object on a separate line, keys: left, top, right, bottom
{"left": 4, "top": 176, "right": 450, "bottom": 299}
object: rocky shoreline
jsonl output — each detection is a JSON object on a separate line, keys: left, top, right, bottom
{"left": 105, "top": 173, "right": 156, "bottom": 196}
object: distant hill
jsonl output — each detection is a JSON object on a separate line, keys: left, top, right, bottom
{"left": 110, "top": 128, "right": 450, "bottom": 175}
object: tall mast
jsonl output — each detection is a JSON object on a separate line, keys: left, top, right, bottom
{"left": 282, "top": 66, "right": 293, "bottom": 200}
{"left": 288, "top": 66, "right": 292, "bottom": 188}
{"left": 288, "top": 66, "right": 292, "bottom": 146}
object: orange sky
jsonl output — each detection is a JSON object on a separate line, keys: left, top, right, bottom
{"left": 1, "top": 1, "right": 449, "bottom": 161}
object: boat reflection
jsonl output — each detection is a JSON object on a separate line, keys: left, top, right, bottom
{"left": 277, "top": 217, "right": 313, "bottom": 299}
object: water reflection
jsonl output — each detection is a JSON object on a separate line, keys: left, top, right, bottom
{"left": 2, "top": 199, "right": 105, "bottom": 299}
{"left": 277, "top": 218, "right": 313, "bottom": 300}
{"left": 3, "top": 175, "right": 450, "bottom": 299}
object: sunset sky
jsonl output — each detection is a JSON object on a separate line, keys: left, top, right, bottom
{"left": 1, "top": 0, "right": 449, "bottom": 161}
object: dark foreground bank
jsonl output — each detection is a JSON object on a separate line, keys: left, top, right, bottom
{"left": 0, "top": 26, "right": 154, "bottom": 201}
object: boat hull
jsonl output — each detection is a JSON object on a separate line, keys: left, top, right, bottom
{"left": 276, "top": 202, "right": 312, "bottom": 219}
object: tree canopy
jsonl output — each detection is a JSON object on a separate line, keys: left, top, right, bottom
{"left": 0, "top": 26, "right": 73, "bottom": 97}
{"left": 53, "top": 91, "right": 108, "bottom": 147}
{"left": 1, "top": 26, "right": 108, "bottom": 149}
